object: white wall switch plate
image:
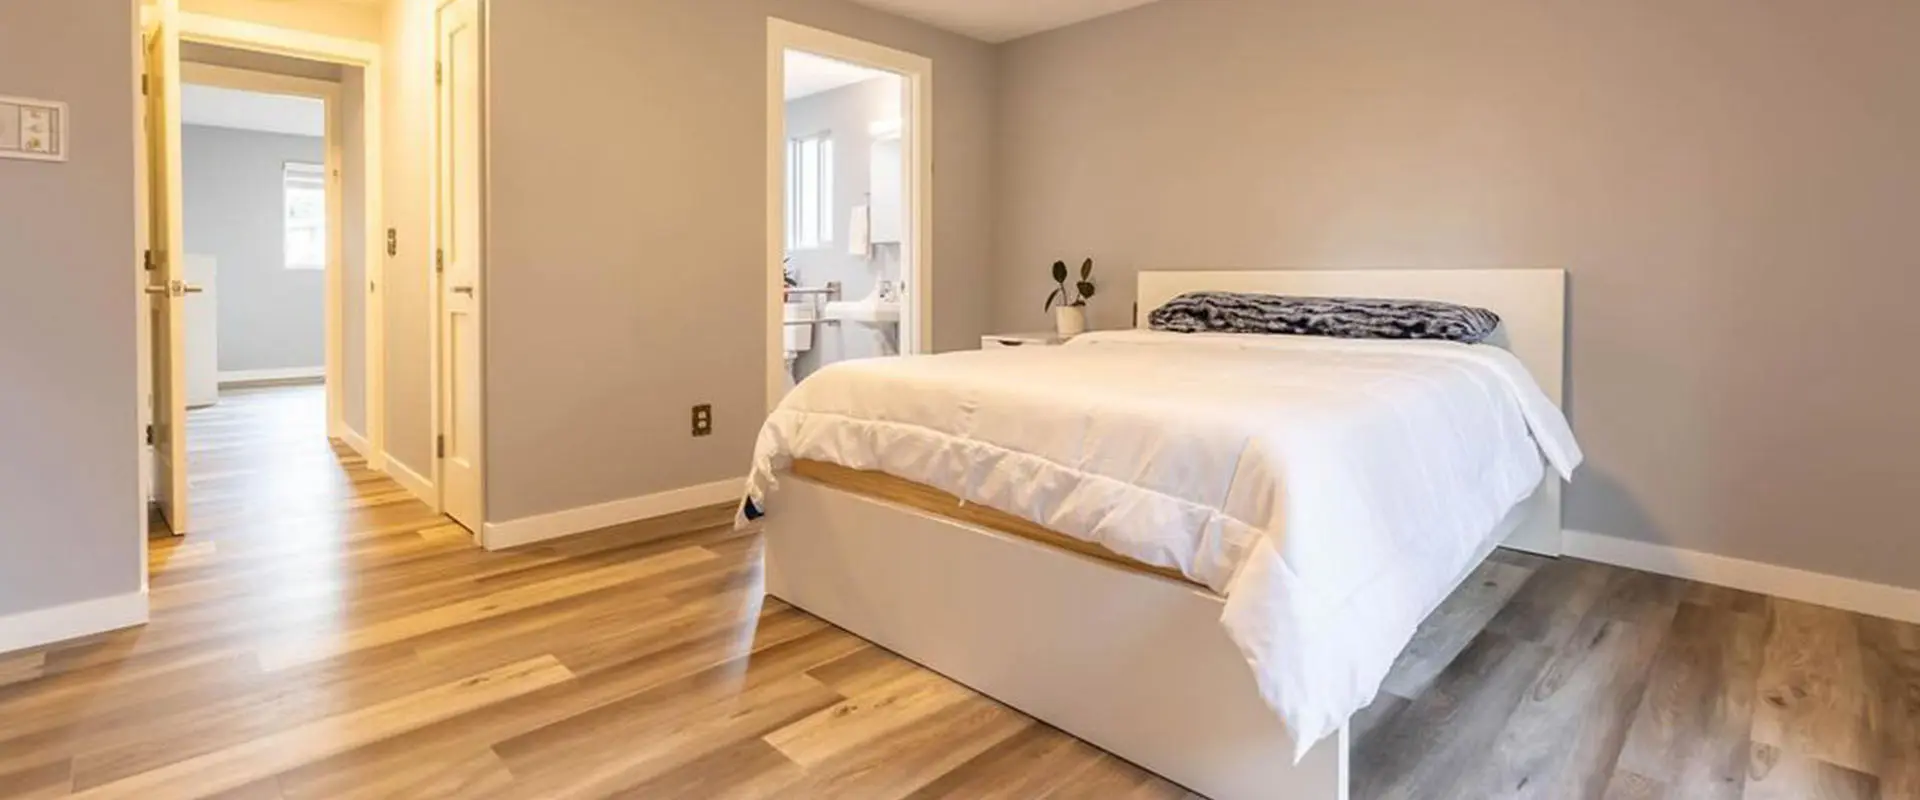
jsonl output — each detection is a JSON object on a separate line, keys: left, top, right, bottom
{"left": 0, "top": 96, "right": 68, "bottom": 162}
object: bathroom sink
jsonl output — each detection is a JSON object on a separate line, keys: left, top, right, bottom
{"left": 824, "top": 300, "right": 900, "bottom": 326}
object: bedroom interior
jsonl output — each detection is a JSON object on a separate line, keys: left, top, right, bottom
{"left": 0, "top": 1, "right": 1915, "bottom": 799}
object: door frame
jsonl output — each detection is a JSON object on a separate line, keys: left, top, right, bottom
{"left": 176, "top": 12, "right": 387, "bottom": 470}
{"left": 765, "top": 18, "right": 934, "bottom": 414}
{"left": 430, "top": 0, "right": 488, "bottom": 528}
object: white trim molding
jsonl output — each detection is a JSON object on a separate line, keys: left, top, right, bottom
{"left": 481, "top": 478, "right": 745, "bottom": 551}
{"left": 335, "top": 427, "right": 375, "bottom": 468}
{"left": 217, "top": 366, "right": 326, "bottom": 385}
{"left": 0, "top": 591, "right": 149, "bottom": 657}
{"left": 1565, "top": 530, "right": 1920, "bottom": 625}
{"left": 385, "top": 455, "right": 436, "bottom": 510}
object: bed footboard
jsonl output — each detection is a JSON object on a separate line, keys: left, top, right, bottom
{"left": 762, "top": 475, "right": 1349, "bottom": 800}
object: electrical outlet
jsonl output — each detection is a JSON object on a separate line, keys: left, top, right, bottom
{"left": 691, "top": 404, "right": 713, "bottom": 437}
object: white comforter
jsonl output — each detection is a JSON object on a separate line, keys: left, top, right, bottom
{"left": 744, "top": 330, "right": 1581, "bottom": 758}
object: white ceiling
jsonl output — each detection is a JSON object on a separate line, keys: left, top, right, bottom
{"left": 181, "top": 84, "right": 325, "bottom": 138}
{"left": 785, "top": 50, "right": 890, "bottom": 100}
{"left": 847, "top": 0, "right": 1164, "bottom": 43}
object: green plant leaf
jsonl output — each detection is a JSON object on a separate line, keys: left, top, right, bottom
{"left": 1078, "top": 281, "right": 1097, "bottom": 300}
{"left": 1051, "top": 260, "right": 1068, "bottom": 283}
{"left": 1080, "top": 258, "right": 1094, "bottom": 280}
{"left": 1044, "top": 287, "right": 1063, "bottom": 312}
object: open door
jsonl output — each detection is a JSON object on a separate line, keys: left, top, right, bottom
{"left": 143, "top": 0, "right": 191, "bottom": 535}
{"left": 437, "top": 0, "right": 484, "bottom": 533}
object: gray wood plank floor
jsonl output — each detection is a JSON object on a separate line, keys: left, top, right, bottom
{"left": 1354, "top": 551, "right": 1918, "bottom": 800}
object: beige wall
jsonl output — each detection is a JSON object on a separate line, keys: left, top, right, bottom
{"left": 0, "top": 0, "right": 144, "bottom": 616}
{"left": 485, "top": 0, "right": 998, "bottom": 521}
{"left": 181, "top": 0, "right": 382, "bottom": 43}
{"left": 995, "top": 0, "right": 1920, "bottom": 589}
{"left": 379, "top": 0, "right": 436, "bottom": 475}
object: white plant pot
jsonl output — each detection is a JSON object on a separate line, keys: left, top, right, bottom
{"left": 1054, "top": 305, "right": 1088, "bottom": 337}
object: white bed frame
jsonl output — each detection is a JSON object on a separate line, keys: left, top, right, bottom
{"left": 763, "top": 269, "right": 1568, "bottom": 800}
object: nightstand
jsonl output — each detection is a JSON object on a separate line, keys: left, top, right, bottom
{"left": 981, "top": 331, "right": 1074, "bottom": 349}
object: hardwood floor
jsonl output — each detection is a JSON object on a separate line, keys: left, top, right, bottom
{"left": 2, "top": 384, "right": 1915, "bottom": 799}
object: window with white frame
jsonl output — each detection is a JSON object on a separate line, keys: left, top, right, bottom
{"left": 283, "top": 162, "right": 327, "bottom": 270}
{"left": 786, "top": 133, "right": 833, "bottom": 250}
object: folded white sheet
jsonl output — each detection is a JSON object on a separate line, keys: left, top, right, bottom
{"left": 744, "top": 330, "right": 1581, "bottom": 759}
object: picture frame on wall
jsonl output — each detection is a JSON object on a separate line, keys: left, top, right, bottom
{"left": 0, "top": 95, "right": 69, "bottom": 162}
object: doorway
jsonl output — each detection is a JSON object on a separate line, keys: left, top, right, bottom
{"left": 178, "top": 66, "right": 334, "bottom": 399}
{"left": 139, "top": 1, "right": 385, "bottom": 538}
{"left": 765, "top": 20, "right": 933, "bottom": 412}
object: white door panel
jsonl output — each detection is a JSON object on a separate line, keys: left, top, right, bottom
{"left": 438, "top": 0, "right": 483, "bottom": 532}
{"left": 144, "top": 0, "right": 190, "bottom": 535}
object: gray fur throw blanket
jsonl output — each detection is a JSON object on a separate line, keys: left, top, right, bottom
{"left": 1148, "top": 291, "right": 1501, "bottom": 344}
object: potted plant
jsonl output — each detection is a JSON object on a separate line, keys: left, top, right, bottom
{"left": 1043, "top": 258, "right": 1096, "bottom": 336}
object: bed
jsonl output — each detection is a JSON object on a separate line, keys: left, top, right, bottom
{"left": 745, "top": 269, "right": 1579, "bottom": 800}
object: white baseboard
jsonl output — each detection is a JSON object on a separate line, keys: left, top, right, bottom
{"left": 386, "top": 455, "right": 435, "bottom": 509}
{"left": 481, "top": 477, "right": 745, "bottom": 551}
{"left": 337, "top": 427, "right": 374, "bottom": 461}
{"left": 1565, "top": 530, "right": 1920, "bottom": 625}
{"left": 0, "top": 590, "right": 149, "bottom": 657}
{"left": 218, "top": 366, "right": 325, "bottom": 385}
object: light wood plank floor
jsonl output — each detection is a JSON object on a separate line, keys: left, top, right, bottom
{"left": 1, "top": 384, "right": 1915, "bottom": 799}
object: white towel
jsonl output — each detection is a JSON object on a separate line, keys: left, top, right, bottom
{"left": 848, "top": 204, "right": 872, "bottom": 258}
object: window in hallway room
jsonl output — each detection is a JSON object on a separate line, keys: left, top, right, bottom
{"left": 281, "top": 161, "right": 327, "bottom": 271}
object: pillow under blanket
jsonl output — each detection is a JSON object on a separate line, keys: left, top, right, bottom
{"left": 1149, "top": 291, "right": 1502, "bottom": 344}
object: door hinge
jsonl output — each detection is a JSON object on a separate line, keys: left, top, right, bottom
{"left": 143, "top": 249, "right": 154, "bottom": 272}
{"left": 145, "top": 424, "right": 155, "bottom": 446}
{"left": 435, "top": 62, "right": 443, "bottom": 85}
{"left": 437, "top": 434, "right": 446, "bottom": 459}
{"left": 435, "top": 249, "right": 445, "bottom": 273}
{"left": 141, "top": 73, "right": 150, "bottom": 96}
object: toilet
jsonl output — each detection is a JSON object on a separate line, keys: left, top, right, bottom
{"left": 782, "top": 301, "right": 816, "bottom": 387}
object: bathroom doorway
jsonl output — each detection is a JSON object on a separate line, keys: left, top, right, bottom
{"left": 765, "top": 19, "right": 931, "bottom": 411}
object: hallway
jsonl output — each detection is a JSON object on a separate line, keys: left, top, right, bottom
{"left": 175, "top": 385, "right": 428, "bottom": 538}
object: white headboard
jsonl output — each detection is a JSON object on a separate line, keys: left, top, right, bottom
{"left": 1136, "top": 269, "right": 1568, "bottom": 405}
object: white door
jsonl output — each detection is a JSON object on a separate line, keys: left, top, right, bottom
{"left": 143, "top": 0, "right": 191, "bottom": 535}
{"left": 437, "top": 0, "right": 484, "bottom": 532}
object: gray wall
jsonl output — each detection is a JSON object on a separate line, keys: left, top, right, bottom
{"left": 340, "top": 66, "right": 368, "bottom": 433}
{"left": 995, "top": 0, "right": 1920, "bottom": 590}
{"left": 786, "top": 76, "right": 905, "bottom": 381}
{"left": 0, "top": 0, "right": 143, "bottom": 617}
{"left": 181, "top": 124, "right": 326, "bottom": 373}
{"left": 486, "top": 0, "right": 998, "bottom": 522}
{"left": 381, "top": 0, "right": 435, "bottom": 477}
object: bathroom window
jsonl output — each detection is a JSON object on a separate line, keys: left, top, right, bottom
{"left": 787, "top": 133, "right": 833, "bottom": 250}
{"left": 283, "top": 161, "right": 327, "bottom": 271}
